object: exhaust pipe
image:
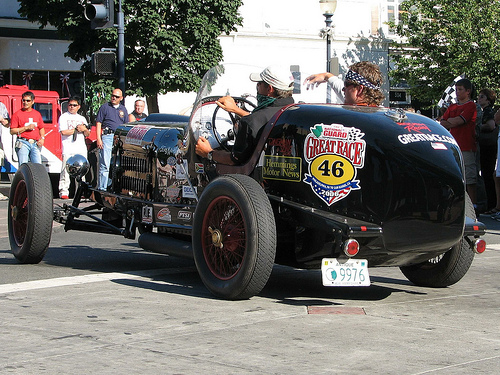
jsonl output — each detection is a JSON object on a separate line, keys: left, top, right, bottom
{"left": 138, "top": 232, "right": 193, "bottom": 259}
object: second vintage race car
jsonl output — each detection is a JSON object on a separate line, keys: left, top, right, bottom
{"left": 8, "top": 64, "right": 486, "bottom": 300}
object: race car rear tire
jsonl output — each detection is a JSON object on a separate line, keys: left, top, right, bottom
{"left": 8, "top": 163, "right": 53, "bottom": 263}
{"left": 192, "top": 174, "right": 276, "bottom": 300}
{"left": 400, "top": 194, "right": 475, "bottom": 287}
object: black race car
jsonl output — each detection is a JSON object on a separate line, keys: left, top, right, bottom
{"left": 8, "top": 64, "right": 486, "bottom": 300}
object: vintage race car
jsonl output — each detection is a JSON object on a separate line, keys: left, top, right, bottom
{"left": 7, "top": 64, "right": 486, "bottom": 300}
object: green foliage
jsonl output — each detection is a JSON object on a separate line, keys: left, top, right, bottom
{"left": 388, "top": 0, "right": 500, "bottom": 105}
{"left": 17, "top": 0, "right": 243, "bottom": 98}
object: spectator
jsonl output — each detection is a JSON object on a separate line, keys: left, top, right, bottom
{"left": 195, "top": 65, "right": 294, "bottom": 165}
{"left": 489, "top": 109, "right": 500, "bottom": 219}
{"left": 128, "top": 99, "right": 148, "bottom": 122}
{"left": 304, "top": 61, "right": 385, "bottom": 106}
{"left": 95, "top": 88, "right": 128, "bottom": 190}
{"left": 0, "top": 101, "right": 10, "bottom": 200}
{"left": 477, "top": 89, "right": 497, "bottom": 213}
{"left": 10, "top": 91, "right": 45, "bottom": 165}
{"left": 58, "top": 96, "right": 90, "bottom": 199}
{"left": 440, "top": 79, "right": 478, "bottom": 207}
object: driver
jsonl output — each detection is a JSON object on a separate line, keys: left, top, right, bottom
{"left": 304, "top": 61, "right": 384, "bottom": 106}
{"left": 195, "top": 65, "right": 295, "bottom": 165}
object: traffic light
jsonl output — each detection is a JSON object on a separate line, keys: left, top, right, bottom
{"left": 84, "top": 0, "right": 114, "bottom": 30}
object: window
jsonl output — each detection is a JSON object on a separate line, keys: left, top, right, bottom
{"left": 33, "top": 103, "right": 53, "bottom": 124}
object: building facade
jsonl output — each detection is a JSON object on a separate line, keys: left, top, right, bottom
{"left": 0, "top": 0, "right": 404, "bottom": 114}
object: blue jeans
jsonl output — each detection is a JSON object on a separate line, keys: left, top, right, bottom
{"left": 98, "top": 134, "right": 113, "bottom": 190}
{"left": 16, "top": 138, "right": 42, "bottom": 165}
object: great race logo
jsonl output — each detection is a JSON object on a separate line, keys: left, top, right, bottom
{"left": 303, "top": 124, "right": 366, "bottom": 206}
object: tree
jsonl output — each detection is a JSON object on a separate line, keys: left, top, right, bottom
{"left": 389, "top": 0, "right": 500, "bottom": 106}
{"left": 17, "top": 0, "right": 243, "bottom": 112}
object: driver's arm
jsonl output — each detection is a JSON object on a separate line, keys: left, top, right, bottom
{"left": 216, "top": 96, "right": 250, "bottom": 117}
{"left": 195, "top": 136, "right": 236, "bottom": 165}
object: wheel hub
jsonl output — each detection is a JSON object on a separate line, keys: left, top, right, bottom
{"left": 208, "top": 226, "right": 223, "bottom": 248}
{"left": 11, "top": 205, "right": 18, "bottom": 220}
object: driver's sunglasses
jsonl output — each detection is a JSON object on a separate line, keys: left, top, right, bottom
{"left": 22, "top": 99, "right": 32, "bottom": 102}
{"left": 68, "top": 103, "right": 79, "bottom": 107}
{"left": 111, "top": 94, "right": 121, "bottom": 99}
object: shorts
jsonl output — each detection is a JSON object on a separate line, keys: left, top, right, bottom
{"left": 462, "top": 151, "right": 477, "bottom": 185}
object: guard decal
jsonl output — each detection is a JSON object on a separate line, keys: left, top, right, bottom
{"left": 303, "top": 124, "right": 366, "bottom": 206}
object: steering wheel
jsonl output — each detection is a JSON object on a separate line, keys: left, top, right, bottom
{"left": 211, "top": 96, "right": 256, "bottom": 151}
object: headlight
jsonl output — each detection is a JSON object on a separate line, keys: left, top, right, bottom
{"left": 66, "top": 154, "right": 89, "bottom": 178}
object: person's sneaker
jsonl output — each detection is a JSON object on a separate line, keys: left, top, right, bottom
{"left": 0, "top": 192, "right": 8, "bottom": 201}
{"left": 60, "top": 195, "right": 69, "bottom": 200}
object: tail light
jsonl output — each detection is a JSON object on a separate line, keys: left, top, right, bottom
{"left": 474, "top": 239, "right": 486, "bottom": 254}
{"left": 344, "top": 239, "right": 359, "bottom": 257}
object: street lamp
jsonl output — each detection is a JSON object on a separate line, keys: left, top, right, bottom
{"left": 320, "top": 0, "right": 337, "bottom": 103}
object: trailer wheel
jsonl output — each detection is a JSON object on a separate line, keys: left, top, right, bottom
{"left": 193, "top": 174, "right": 276, "bottom": 300}
{"left": 400, "top": 194, "right": 475, "bottom": 287}
{"left": 8, "top": 163, "right": 53, "bottom": 263}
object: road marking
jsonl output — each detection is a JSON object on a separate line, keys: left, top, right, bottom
{"left": 486, "top": 243, "right": 500, "bottom": 250}
{"left": 0, "top": 268, "right": 193, "bottom": 295}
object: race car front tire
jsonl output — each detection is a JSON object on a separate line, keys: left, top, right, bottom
{"left": 192, "top": 174, "right": 276, "bottom": 300}
{"left": 8, "top": 163, "right": 53, "bottom": 263}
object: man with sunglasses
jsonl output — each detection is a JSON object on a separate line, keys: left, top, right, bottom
{"left": 58, "top": 96, "right": 89, "bottom": 199}
{"left": 304, "top": 61, "right": 384, "bottom": 106}
{"left": 10, "top": 91, "right": 45, "bottom": 165}
{"left": 95, "top": 88, "right": 128, "bottom": 190}
{"left": 195, "top": 65, "right": 295, "bottom": 165}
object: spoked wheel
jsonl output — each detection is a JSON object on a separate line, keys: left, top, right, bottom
{"left": 193, "top": 174, "right": 276, "bottom": 300}
{"left": 400, "top": 194, "right": 475, "bottom": 287}
{"left": 8, "top": 163, "right": 53, "bottom": 263}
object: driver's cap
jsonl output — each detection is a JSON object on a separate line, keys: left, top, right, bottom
{"left": 249, "top": 65, "right": 294, "bottom": 91}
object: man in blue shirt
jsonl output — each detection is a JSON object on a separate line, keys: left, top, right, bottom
{"left": 95, "top": 88, "right": 128, "bottom": 190}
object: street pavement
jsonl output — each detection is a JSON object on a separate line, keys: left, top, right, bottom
{"left": 0, "top": 178, "right": 499, "bottom": 374}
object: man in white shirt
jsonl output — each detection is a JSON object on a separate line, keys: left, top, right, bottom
{"left": 58, "top": 96, "right": 89, "bottom": 199}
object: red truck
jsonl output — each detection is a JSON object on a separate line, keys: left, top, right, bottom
{"left": 0, "top": 84, "right": 64, "bottom": 175}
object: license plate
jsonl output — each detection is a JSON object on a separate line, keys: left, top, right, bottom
{"left": 321, "top": 258, "right": 370, "bottom": 286}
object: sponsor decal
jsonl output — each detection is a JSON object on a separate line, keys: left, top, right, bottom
{"left": 262, "top": 155, "right": 301, "bottom": 182}
{"left": 166, "top": 186, "right": 180, "bottom": 198}
{"left": 177, "top": 210, "right": 192, "bottom": 221}
{"left": 125, "top": 125, "right": 150, "bottom": 145}
{"left": 195, "top": 163, "right": 204, "bottom": 174}
{"left": 397, "top": 122, "right": 431, "bottom": 133}
{"left": 431, "top": 142, "right": 448, "bottom": 150}
{"left": 176, "top": 159, "right": 189, "bottom": 179}
{"left": 268, "top": 138, "right": 293, "bottom": 156}
{"left": 397, "top": 133, "right": 458, "bottom": 146}
{"left": 303, "top": 123, "right": 365, "bottom": 206}
{"left": 182, "top": 185, "right": 198, "bottom": 199}
{"left": 157, "top": 207, "right": 172, "bottom": 222}
{"left": 142, "top": 205, "right": 153, "bottom": 224}
{"left": 167, "top": 156, "right": 176, "bottom": 166}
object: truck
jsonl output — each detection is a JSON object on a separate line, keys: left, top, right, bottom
{"left": 0, "top": 84, "right": 64, "bottom": 176}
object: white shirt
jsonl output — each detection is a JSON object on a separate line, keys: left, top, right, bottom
{"left": 58, "top": 111, "right": 89, "bottom": 156}
{"left": 327, "top": 75, "right": 345, "bottom": 104}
